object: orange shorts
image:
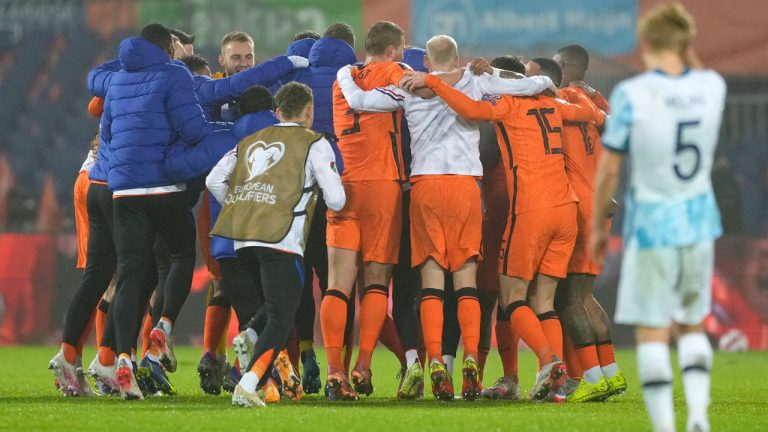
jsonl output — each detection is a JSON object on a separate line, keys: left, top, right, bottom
{"left": 499, "top": 203, "right": 577, "bottom": 280}
{"left": 197, "top": 190, "right": 221, "bottom": 280}
{"left": 410, "top": 176, "right": 482, "bottom": 271}
{"left": 477, "top": 164, "right": 508, "bottom": 290}
{"left": 74, "top": 170, "right": 91, "bottom": 269}
{"left": 327, "top": 180, "right": 402, "bottom": 264}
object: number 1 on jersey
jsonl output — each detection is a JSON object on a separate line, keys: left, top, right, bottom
{"left": 527, "top": 108, "right": 562, "bottom": 155}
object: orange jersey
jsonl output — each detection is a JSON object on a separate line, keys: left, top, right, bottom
{"left": 558, "top": 86, "right": 607, "bottom": 199}
{"left": 333, "top": 61, "right": 409, "bottom": 182}
{"left": 425, "top": 74, "right": 603, "bottom": 215}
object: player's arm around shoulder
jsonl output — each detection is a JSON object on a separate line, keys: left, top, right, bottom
{"left": 336, "top": 66, "right": 405, "bottom": 112}
{"left": 414, "top": 72, "right": 508, "bottom": 122}
{"left": 310, "top": 137, "right": 346, "bottom": 211}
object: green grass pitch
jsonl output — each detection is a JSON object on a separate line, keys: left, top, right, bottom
{"left": 1, "top": 346, "right": 766, "bottom": 431}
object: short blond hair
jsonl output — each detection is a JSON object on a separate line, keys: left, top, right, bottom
{"left": 638, "top": 2, "right": 696, "bottom": 54}
{"left": 220, "top": 31, "right": 254, "bottom": 50}
{"left": 426, "top": 35, "right": 458, "bottom": 67}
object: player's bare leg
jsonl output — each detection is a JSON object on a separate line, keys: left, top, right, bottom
{"left": 321, "top": 246, "right": 359, "bottom": 400}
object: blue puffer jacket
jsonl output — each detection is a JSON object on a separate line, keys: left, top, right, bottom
{"left": 209, "top": 111, "right": 280, "bottom": 259}
{"left": 272, "top": 37, "right": 356, "bottom": 135}
{"left": 403, "top": 47, "right": 428, "bottom": 72}
{"left": 287, "top": 37, "right": 316, "bottom": 58}
{"left": 88, "top": 56, "right": 296, "bottom": 121}
{"left": 100, "top": 36, "right": 219, "bottom": 191}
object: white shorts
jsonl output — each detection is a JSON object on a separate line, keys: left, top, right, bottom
{"left": 615, "top": 239, "right": 714, "bottom": 328}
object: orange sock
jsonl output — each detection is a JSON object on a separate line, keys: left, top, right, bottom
{"left": 596, "top": 340, "right": 617, "bottom": 366}
{"left": 379, "top": 314, "right": 406, "bottom": 368}
{"left": 495, "top": 313, "right": 519, "bottom": 377}
{"left": 563, "top": 334, "right": 583, "bottom": 379}
{"left": 507, "top": 301, "right": 553, "bottom": 367}
{"left": 538, "top": 311, "right": 563, "bottom": 359}
{"left": 95, "top": 299, "right": 109, "bottom": 348}
{"left": 420, "top": 289, "right": 444, "bottom": 363}
{"left": 61, "top": 342, "right": 77, "bottom": 364}
{"left": 76, "top": 310, "right": 96, "bottom": 357}
{"left": 356, "top": 285, "right": 389, "bottom": 370}
{"left": 203, "top": 301, "right": 229, "bottom": 359}
{"left": 140, "top": 314, "right": 152, "bottom": 357}
{"left": 320, "top": 289, "right": 348, "bottom": 372}
{"left": 249, "top": 348, "right": 275, "bottom": 379}
{"left": 575, "top": 344, "right": 600, "bottom": 372}
{"left": 98, "top": 346, "right": 115, "bottom": 366}
{"left": 457, "top": 289, "right": 481, "bottom": 360}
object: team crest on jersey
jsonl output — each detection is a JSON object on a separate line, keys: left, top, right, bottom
{"left": 482, "top": 94, "right": 501, "bottom": 105}
{"left": 244, "top": 140, "right": 285, "bottom": 180}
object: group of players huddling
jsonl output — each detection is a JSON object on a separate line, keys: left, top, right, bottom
{"left": 48, "top": 3, "right": 722, "bottom": 431}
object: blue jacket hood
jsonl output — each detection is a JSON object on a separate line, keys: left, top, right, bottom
{"left": 309, "top": 37, "right": 357, "bottom": 68}
{"left": 232, "top": 111, "right": 280, "bottom": 139}
{"left": 118, "top": 36, "right": 172, "bottom": 72}
{"left": 403, "top": 47, "right": 428, "bottom": 72}
{"left": 286, "top": 38, "right": 316, "bottom": 58}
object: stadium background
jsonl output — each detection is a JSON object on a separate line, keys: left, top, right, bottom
{"left": 0, "top": 0, "right": 765, "bottom": 351}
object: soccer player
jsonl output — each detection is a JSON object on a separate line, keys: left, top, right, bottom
{"left": 207, "top": 82, "right": 345, "bottom": 408}
{"left": 478, "top": 55, "right": 527, "bottom": 401}
{"left": 269, "top": 22, "right": 357, "bottom": 394}
{"left": 338, "top": 36, "right": 554, "bottom": 400}
{"left": 320, "top": 20, "right": 411, "bottom": 400}
{"left": 590, "top": 4, "right": 725, "bottom": 431}
{"left": 403, "top": 57, "right": 603, "bottom": 401}
{"left": 548, "top": 44, "right": 627, "bottom": 402}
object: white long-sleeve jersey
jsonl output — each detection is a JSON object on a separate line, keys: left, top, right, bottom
{"left": 206, "top": 123, "right": 345, "bottom": 255}
{"left": 337, "top": 67, "right": 553, "bottom": 177}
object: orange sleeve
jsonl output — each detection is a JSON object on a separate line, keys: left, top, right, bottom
{"left": 425, "top": 74, "right": 508, "bottom": 121}
{"left": 557, "top": 92, "right": 606, "bottom": 126}
{"left": 387, "top": 62, "right": 411, "bottom": 86}
{"left": 593, "top": 91, "right": 610, "bottom": 113}
{"left": 87, "top": 96, "right": 104, "bottom": 118}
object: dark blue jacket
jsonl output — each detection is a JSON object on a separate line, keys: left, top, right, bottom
{"left": 99, "top": 36, "right": 220, "bottom": 191}
{"left": 88, "top": 56, "right": 296, "bottom": 121}
{"left": 403, "top": 47, "right": 428, "bottom": 72}
{"left": 209, "top": 111, "right": 280, "bottom": 259}
{"left": 271, "top": 37, "right": 355, "bottom": 135}
{"left": 286, "top": 37, "right": 316, "bottom": 58}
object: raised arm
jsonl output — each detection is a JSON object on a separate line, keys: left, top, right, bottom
{"left": 195, "top": 55, "right": 306, "bottom": 107}
{"left": 420, "top": 73, "right": 509, "bottom": 122}
{"left": 167, "top": 66, "right": 216, "bottom": 144}
{"left": 206, "top": 149, "right": 237, "bottom": 205}
{"left": 309, "top": 138, "right": 346, "bottom": 211}
{"left": 337, "top": 66, "right": 405, "bottom": 112}
{"left": 88, "top": 59, "right": 121, "bottom": 98}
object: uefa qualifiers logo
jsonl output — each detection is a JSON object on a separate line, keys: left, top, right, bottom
{"left": 244, "top": 140, "right": 285, "bottom": 181}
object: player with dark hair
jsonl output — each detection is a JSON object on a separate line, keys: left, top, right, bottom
{"left": 293, "top": 30, "right": 321, "bottom": 41}
{"left": 550, "top": 43, "right": 626, "bottom": 402}
{"left": 179, "top": 54, "right": 211, "bottom": 77}
{"left": 324, "top": 22, "right": 355, "bottom": 48}
{"left": 169, "top": 27, "right": 195, "bottom": 54}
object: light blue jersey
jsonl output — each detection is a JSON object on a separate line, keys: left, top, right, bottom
{"left": 603, "top": 69, "right": 727, "bottom": 249}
